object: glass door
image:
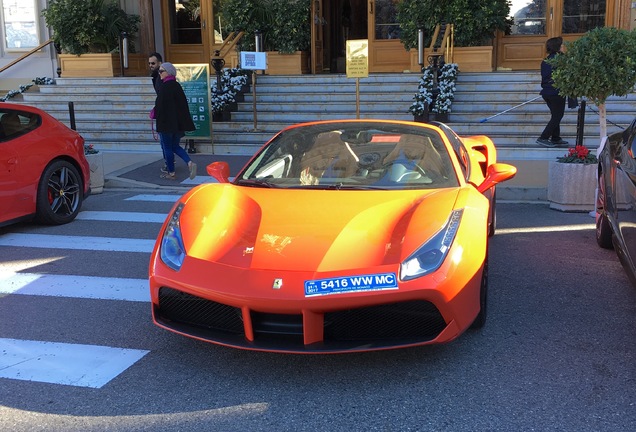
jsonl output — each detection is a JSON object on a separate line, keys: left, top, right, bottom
{"left": 162, "top": 0, "right": 215, "bottom": 64}
{"left": 497, "top": 0, "right": 610, "bottom": 70}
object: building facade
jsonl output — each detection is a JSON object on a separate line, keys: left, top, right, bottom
{"left": 0, "top": 0, "right": 634, "bottom": 85}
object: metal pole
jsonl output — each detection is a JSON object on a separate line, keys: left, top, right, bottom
{"left": 576, "top": 99, "right": 586, "bottom": 146}
{"left": 68, "top": 101, "right": 76, "bottom": 130}
{"left": 418, "top": 29, "right": 424, "bottom": 68}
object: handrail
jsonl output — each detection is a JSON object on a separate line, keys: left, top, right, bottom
{"left": 0, "top": 39, "right": 57, "bottom": 75}
{"left": 211, "top": 31, "right": 244, "bottom": 61}
{"left": 428, "top": 24, "right": 454, "bottom": 63}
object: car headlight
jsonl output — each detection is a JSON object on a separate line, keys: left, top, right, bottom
{"left": 160, "top": 203, "right": 186, "bottom": 271}
{"left": 400, "top": 209, "right": 463, "bottom": 281}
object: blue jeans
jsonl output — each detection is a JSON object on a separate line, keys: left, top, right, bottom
{"left": 159, "top": 132, "right": 191, "bottom": 173}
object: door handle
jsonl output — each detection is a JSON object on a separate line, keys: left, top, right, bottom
{"left": 202, "top": 19, "right": 206, "bottom": 30}
{"left": 370, "top": 1, "right": 373, "bottom": 15}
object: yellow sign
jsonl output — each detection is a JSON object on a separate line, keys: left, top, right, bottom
{"left": 346, "top": 39, "right": 369, "bottom": 78}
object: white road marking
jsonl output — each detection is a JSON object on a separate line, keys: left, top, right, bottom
{"left": 77, "top": 211, "right": 167, "bottom": 223}
{"left": 0, "top": 271, "right": 149, "bottom": 302}
{"left": 0, "top": 234, "right": 155, "bottom": 253}
{"left": 0, "top": 338, "right": 149, "bottom": 388}
{"left": 125, "top": 194, "right": 181, "bottom": 202}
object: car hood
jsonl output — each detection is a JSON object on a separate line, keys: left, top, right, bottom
{"left": 179, "top": 185, "right": 461, "bottom": 272}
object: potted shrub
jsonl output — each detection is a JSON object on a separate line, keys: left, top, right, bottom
{"left": 546, "top": 26, "right": 636, "bottom": 212}
{"left": 547, "top": 144, "right": 598, "bottom": 212}
{"left": 221, "top": 0, "right": 311, "bottom": 74}
{"left": 211, "top": 67, "right": 250, "bottom": 121}
{"left": 42, "top": 0, "right": 142, "bottom": 77}
{"left": 397, "top": 0, "right": 511, "bottom": 72}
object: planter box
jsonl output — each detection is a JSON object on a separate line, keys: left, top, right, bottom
{"left": 86, "top": 152, "right": 104, "bottom": 194}
{"left": 59, "top": 53, "right": 148, "bottom": 78}
{"left": 410, "top": 46, "right": 493, "bottom": 73}
{"left": 547, "top": 161, "right": 596, "bottom": 212}
{"left": 228, "top": 51, "right": 309, "bottom": 75}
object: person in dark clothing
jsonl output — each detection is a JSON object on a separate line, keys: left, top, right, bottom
{"left": 537, "top": 37, "right": 568, "bottom": 147}
{"left": 148, "top": 52, "right": 163, "bottom": 94}
{"left": 154, "top": 62, "right": 197, "bottom": 180}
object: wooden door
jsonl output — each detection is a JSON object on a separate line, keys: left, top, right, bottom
{"left": 162, "top": 0, "right": 215, "bottom": 64}
{"left": 497, "top": 0, "right": 614, "bottom": 70}
{"left": 367, "top": 0, "right": 410, "bottom": 73}
{"left": 312, "top": 0, "right": 325, "bottom": 73}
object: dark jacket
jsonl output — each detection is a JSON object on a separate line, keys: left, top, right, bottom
{"left": 151, "top": 70, "right": 163, "bottom": 94}
{"left": 540, "top": 53, "right": 560, "bottom": 97}
{"left": 154, "top": 78, "right": 195, "bottom": 134}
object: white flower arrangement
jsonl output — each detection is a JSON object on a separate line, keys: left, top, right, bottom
{"left": 409, "top": 67, "right": 435, "bottom": 116}
{"left": 434, "top": 63, "right": 458, "bottom": 114}
{"left": 408, "top": 63, "right": 459, "bottom": 116}
{"left": 0, "top": 77, "right": 55, "bottom": 102}
{"left": 211, "top": 67, "right": 249, "bottom": 113}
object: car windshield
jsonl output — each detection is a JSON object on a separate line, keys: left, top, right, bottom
{"left": 236, "top": 122, "right": 459, "bottom": 190}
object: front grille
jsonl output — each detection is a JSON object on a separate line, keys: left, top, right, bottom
{"left": 324, "top": 300, "right": 446, "bottom": 342}
{"left": 157, "top": 287, "right": 244, "bottom": 335}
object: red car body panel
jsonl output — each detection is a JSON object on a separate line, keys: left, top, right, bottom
{"left": 0, "top": 103, "right": 90, "bottom": 226}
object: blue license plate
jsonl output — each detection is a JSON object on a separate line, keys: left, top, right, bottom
{"left": 304, "top": 273, "right": 398, "bottom": 297}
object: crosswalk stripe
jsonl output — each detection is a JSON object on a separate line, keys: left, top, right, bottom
{"left": 0, "top": 271, "right": 149, "bottom": 302}
{"left": 0, "top": 338, "right": 149, "bottom": 388}
{"left": 126, "top": 194, "right": 181, "bottom": 202}
{"left": 0, "top": 233, "right": 155, "bottom": 253}
{"left": 77, "top": 211, "right": 167, "bottom": 223}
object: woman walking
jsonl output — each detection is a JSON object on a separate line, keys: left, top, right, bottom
{"left": 154, "top": 62, "right": 197, "bottom": 180}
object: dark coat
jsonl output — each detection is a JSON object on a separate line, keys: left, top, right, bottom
{"left": 540, "top": 53, "right": 560, "bottom": 97}
{"left": 151, "top": 70, "right": 163, "bottom": 94}
{"left": 154, "top": 78, "right": 195, "bottom": 134}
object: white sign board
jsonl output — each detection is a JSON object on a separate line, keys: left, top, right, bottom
{"left": 240, "top": 51, "right": 267, "bottom": 70}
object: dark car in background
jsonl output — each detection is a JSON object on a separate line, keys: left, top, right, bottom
{"left": 596, "top": 118, "right": 636, "bottom": 286}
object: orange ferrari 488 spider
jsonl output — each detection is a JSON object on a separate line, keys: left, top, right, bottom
{"left": 149, "top": 120, "right": 516, "bottom": 353}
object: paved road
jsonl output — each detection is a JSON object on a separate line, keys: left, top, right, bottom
{"left": 0, "top": 191, "right": 635, "bottom": 431}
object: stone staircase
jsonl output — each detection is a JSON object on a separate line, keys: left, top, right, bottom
{"left": 13, "top": 71, "right": 636, "bottom": 156}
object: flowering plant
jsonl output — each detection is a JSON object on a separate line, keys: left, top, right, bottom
{"left": 556, "top": 144, "right": 598, "bottom": 164}
{"left": 434, "top": 63, "right": 458, "bottom": 113}
{"left": 84, "top": 144, "right": 99, "bottom": 154}
{"left": 211, "top": 67, "right": 249, "bottom": 113}
{"left": 408, "top": 63, "right": 458, "bottom": 116}
{"left": 0, "top": 77, "right": 55, "bottom": 102}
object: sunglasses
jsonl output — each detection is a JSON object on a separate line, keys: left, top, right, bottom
{"left": 159, "top": 69, "right": 166, "bottom": 73}
{"left": 148, "top": 62, "right": 156, "bottom": 65}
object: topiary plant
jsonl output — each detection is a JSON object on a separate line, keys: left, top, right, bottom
{"left": 549, "top": 26, "right": 636, "bottom": 139}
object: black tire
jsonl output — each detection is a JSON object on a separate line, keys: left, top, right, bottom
{"left": 596, "top": 211, "right": 613, "bottom": 249}
{"left": 35, "top": 159, "right": 84, "bottom": 225}
{"left": 488, "top": 188, "right": 497, "bottom": 238}
{"left": 470, "top": 254, "right": 488, "bottom": 329}
{"left": 595, "top": 171, "right": 613, "bottom": 249}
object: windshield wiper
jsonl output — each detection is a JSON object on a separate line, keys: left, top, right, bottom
{"left": 235, "top": 178, "right": 277, "bottom": 188}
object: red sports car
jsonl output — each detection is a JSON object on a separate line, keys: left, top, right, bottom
{"left": 0, "top": 103, "right": 90, "bottom": 227}
{"left": 149, "top": 120, "right": 517, "bottom": 353}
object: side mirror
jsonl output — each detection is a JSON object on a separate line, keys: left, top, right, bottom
{"left": 206, "top": 161, "right": 230, "bottom": 183}
{"left": 477, "top": 163, "right": 517, "bottom": 193}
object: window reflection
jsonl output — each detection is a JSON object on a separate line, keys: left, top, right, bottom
{"left": 510, "top": 0, "right": 546, "bottom": 35}
{"left": 170, "top": 0, "right": 202, "bottom": 44}
{"left": 374, "top": 0, "right": 401, "bottom": 40}
{"left": 562, "top": 0, "right": 606, "bottom": 34}
{"left": 3, "top": 0, "right": 39, "bottom": 50}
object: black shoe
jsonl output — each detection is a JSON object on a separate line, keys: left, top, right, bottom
{"left": 551, "top": 139, "right": 569, "bottom": 146}
{"left": 536, "top": 138, "right": 556, "bottom": 147}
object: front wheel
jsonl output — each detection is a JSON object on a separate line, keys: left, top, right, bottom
{"left": 470, "top": 254, "right": 488, "bottom": 329}
{"left": 35, "top": 160, "right": 84, "bottom": 225}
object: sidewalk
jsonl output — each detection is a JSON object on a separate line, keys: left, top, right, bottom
{"left": 101, "top": 151, "right": 251, "bottom": 190}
